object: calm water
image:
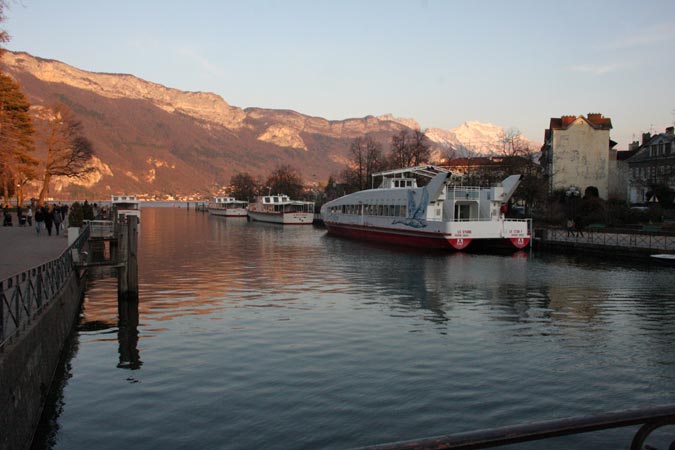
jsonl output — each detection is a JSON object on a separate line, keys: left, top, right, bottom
{"left": 33, "top": 208, "right": 675, "bottom": 450}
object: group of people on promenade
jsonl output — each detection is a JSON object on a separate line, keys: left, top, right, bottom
{"left": 2, "top": 202, "right": 69, "bottom": 236}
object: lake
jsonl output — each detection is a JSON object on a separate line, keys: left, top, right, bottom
{"left": 32, "top": 207, "right": 675, "bottom": 450}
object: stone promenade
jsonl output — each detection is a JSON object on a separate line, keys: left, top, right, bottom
{"left": 0, "top": 213, "right": 69, "bottom": 280}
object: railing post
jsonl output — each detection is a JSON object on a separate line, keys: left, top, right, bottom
{"left": 0, "top": 281, "right": 5, "bottom": 345}
{"left": 13, "top": 277, "right": 21, "bottom": 332}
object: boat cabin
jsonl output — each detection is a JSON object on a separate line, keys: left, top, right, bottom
{"left": 213, "top": 197, "right": 247, "bottom": 207}
{"left": 380, "top": 177, "right": 418, "bottom": 189}
{"left": 255, "top": 195, "right": 314, "bottom": 213}
{"left": 111, "top": 195, "right": 140, "bottom": 219}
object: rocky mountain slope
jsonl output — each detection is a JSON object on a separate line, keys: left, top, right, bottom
{"left": 1, "top": 51, "right": 538, "bottom": 199}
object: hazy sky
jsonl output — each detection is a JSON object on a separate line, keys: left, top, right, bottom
{"left": 4, "top": 0, "right": 675, "bottom": 148}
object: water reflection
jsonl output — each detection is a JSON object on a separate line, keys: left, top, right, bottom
{"left": 118, "top": 299, "right": 141, "bottom": 370}
{"left": 32, "top": 208, "right": 675, "bottom": 450}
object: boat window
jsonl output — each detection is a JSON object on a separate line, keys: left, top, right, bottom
{"left": 394, "top": 205, "right": 400, "bottom": 216}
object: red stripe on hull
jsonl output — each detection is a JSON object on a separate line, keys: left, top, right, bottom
{"left": 326, "top": 223, "right": 455, "bottom": 249}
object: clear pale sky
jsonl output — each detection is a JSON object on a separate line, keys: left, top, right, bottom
{"left": 4, "top": 0, "right": 675, "bottom": 149}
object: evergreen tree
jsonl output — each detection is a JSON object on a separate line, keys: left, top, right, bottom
{"left": 0, "top": 72, "right": 37, "bottom": 206}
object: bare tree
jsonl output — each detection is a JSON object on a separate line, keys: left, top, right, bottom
{"left": 36, "top": 103, "right": 95, "bottom": 205}
{"left": 409, "top": 129, "right": 431, "bottom": 165}
{"left": 0, "top": 1, "right": 9, "bottom": 56}
{"left": 342, "top": 136, "right": 385, "bottom": 192}
{"left": 230, "top": 172, "right": 258, "bottom": 201}
{"left": 389, "top": 129, "right": 430, "bottom": 168}
{"left": 498, "top": 128, "right": 529, "bottom": 157}
{"left": 265, "top": 164, "right": 304, "bottom": 199}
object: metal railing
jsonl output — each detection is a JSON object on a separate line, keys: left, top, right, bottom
{"left": 544, "top": 227, "right": 675, "bottom": 252}
{"left": 85, "top": 219, "right": 115, "bottom": 239}
{"left": 353, "top": 404, "right": 675, "bottom": 450}
{"left": 0, "top": 223, "right": 90, "bottom": 350}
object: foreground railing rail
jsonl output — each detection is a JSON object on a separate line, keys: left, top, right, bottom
{"left": 354, "top": 404, "right": 675, "bottom": 450}
{"left": 0, "top": 223, "right": 90, "bottom": 350}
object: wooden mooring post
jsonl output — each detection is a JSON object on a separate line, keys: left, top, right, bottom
{"left": 116, "top": 216, "right": 139, "bottom": 301}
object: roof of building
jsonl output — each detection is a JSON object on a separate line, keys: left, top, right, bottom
{"left": 548, "top": 113, "right": 613, "bottom": 131}
{"left": 626, "top": 129, "right": 675, "bottom": 163}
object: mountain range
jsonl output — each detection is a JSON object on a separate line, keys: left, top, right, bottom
{"left": 1, "top": 51, "right": 539, "bottom": 200}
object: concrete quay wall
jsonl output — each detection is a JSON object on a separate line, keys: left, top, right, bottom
{"left": 0, "top": 269, "right": 86, "bottom": 450}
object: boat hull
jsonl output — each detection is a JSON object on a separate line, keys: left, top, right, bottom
{"left": 248, "top": 211, "right": 314, "bottom": 225}
{"left": 324, "top": 221, "right": 529, "bottom": 250}
{"left": 208, "top": 208, "right": 247, "bottom": 217}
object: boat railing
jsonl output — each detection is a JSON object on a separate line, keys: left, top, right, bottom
{"left": 446, "top": 187, "right": 481, "bottom": 200}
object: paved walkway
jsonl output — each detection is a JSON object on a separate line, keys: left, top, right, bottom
{"left": 0, "top": 213, "right": 69, "bottom": 280}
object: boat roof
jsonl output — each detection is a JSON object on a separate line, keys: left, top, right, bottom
{"left": 215, "top": 197, "right": 246, "bottom": 203}
{"left": 112, "top": 195, "right": 138, "bottom": 203}
{"left": 372, "top": 165, "right": 450, "bottom": 179}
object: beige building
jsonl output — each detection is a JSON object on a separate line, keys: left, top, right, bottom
{"left": 541, "top": 113, "right": 617, "bottom": 200}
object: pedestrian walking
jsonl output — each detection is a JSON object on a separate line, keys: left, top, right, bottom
{"left": 35, "top": 206, "right": 44, "bottom": 234}
{"left": 566, "top": 218, "right": 574, "bottom": 237}
{"left": 2, "top": 206, "right": 12, "bottom": 226}
{"left": 574, "top": 216, "right": 584, "bottom": 237}
{"left": 53, "top": 207, "right": 62, "bottom": 235}
{"left": 44, "top": 206, "right": 54, "bottom": 236}
{"left": 17, "top": 206, "right": 24, "bottom": 226}
{"left": 61, "top": 204, "right": 69, "bottom": 227}
{"left": 26, "top": 206, "right": 33, "bottom": 226}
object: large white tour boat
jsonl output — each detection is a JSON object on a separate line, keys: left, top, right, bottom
{"left": 320, "top": 165, "right": 530, "bottom": 251}
{"left": 247, "top": 194, "right": 315, "bottom": 225}
{"left": 111, "top": 195, "right": 141, "bottom": 221}
{"left": 207, "top": 197, "right": 248, "bottom": 217}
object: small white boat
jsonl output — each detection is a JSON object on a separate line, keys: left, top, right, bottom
{"left": 207, "top": 197, "right": 248, "bottom": 217}
{"left": 111, "top": 195, "right": 140, "bottom": 221}
{"left": 247, "top": 194, "right": 314, "bottom": 225}
{"left": 650, "top": 254, "right": 675, "bottom": 265}
{"left": 320, "top": 165, "right": 530, "bottom": 251}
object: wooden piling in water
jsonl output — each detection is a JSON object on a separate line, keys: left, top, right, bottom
{"left": 125, "top": 216, "right": 139, "bottom": 301}
{"left": 116, "top": 218, "right": 128, "bottom": 300}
